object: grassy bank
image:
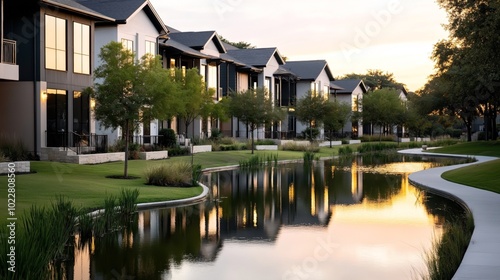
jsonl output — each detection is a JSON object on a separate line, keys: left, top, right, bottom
{"left": 0, "top": 148, "right": 345, "bottom": 218}
{"left": 431, "top": 141, "right": 500, "bottom": 194}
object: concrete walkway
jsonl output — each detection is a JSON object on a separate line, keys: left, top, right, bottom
{"left": 399, "top": 149, "right": 500, "bottom": 280}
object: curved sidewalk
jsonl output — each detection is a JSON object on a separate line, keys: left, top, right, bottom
{"left": 399, "top": 149, "right": 500, "bottom": 280}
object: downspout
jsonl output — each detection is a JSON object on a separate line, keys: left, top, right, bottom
{"left": 33, "top": 12, "right": 38, "bottom": 157}
{"left": 1, "top": 0, "right": 4, "bottom": 63}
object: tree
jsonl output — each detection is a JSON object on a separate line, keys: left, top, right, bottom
{"left": 90, "top": 41, "right": 174, "bottom": 178}
{"left": 362, "top": 88, "right": 405, "bottom": 139}
{"left": 219, "top": 35, "right": 255, "bottom": 49}
{"left": 323, "top": 100, "right": 352, "bottom": 147}
{"left": 295, "top": 91, "right": 327, "bottom": 141}
{"left": 431, "top": 0, "right": 500, "bottom": 140}
{"left": 175, "top": 68, "right": 214, "bottom": 138}
{"left": 227, "top": 88, "right": 284, "bottom": 154}
{"left": 341, "top": 70, "right": 405, "bottom": 91}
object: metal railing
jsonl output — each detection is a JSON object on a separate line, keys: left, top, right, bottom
{"left": 2, "top": 39, "right": 16, "bottom": 64}
{"left": 45, "top": 131, "right": 108, "bottom": 154}
{"left": 133, "top": 135, "right": 163, "bottom": 147}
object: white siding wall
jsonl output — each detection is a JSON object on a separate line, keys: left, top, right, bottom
{"left": 94, "top": 10, "right": 161, "bottom": 145}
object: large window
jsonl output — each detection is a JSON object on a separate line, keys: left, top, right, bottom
{"left": 145, "top": 40, "right": 156, "bottom": 55}
{"left": 46, "top": 89, "right": 67, "bottom": 147}
{"left": 73, "top": 22, "right": 90, "bottom": 74}
{"left": 45, "top": 15, "right": 66, "bottom": 71}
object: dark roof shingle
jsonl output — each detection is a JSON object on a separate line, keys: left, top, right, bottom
{"left": 282, "top": 60, "right": 332, "bottom": 81}
{"left": 331, "top": 79, "right": 367, "bottom": 94}
{"left": 74, "top": 0, "right": 145, "bottom": 20}
{"left": 226, "top": 48, "right": 284, "bottom": 67}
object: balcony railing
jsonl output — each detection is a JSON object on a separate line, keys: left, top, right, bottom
{"left": 2, "top": 39, "right": 16, "bottom": 65}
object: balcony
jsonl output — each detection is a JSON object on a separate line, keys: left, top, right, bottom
{"left": 0, "top": 39, "right": 18, "bottom": 80}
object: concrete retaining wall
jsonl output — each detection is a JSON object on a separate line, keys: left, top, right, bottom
{"left": 319, "top": 141, "right": 342, "bottom": 147}
{"left": 192, "top": 145, "right": 212, "bottom": 154}
{"left": 139, "top": 151, "right": 169, "bottom": 160}
{"left": 0, "top": 161, "right": 30, "bottom": 174}
{"left": 256, "top": 145, "right": 278, "bottom": 151}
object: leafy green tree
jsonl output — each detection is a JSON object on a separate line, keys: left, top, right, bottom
{"left": 295, "top": 91, "right": 327, "bottom": 141}
{"left": 432, "top": 0, "right": 500, "bottom": 140}
{"left": 227, "top": 88, "right": 284, "bottom": 154}
{"left": 323, "top": 100, "right": 352, "bottom": 147}
{"left": 89, "top": 41, "right": 174, "bottom": 177}
{"left": 174, "top": 68, "right": 214, "bottom": 138}
{"left": 362, "top": 88, "right": 405, "bottom": 139}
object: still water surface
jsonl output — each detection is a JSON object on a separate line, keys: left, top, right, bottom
{"left": 72, "top": 155, "right": 465, "bottom": 280}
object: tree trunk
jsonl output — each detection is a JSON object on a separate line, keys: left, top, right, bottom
{"left": 250, "top": 125, "right": 255, "bottom": 154}
{"left": 492, "top": 105, "right": 498, "bottom": 140}
{"left": 124, "top": 119, "right": 129, "bottom": 178}
{"left": 465, "top": 117, "right": 472, "bottom": 142}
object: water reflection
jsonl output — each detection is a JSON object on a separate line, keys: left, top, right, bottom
{"left": 71, "top": 155, "right": 463, "bottom": 280}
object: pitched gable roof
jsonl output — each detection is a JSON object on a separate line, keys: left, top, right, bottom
{"left": 226, "top": 48, "right": 285, "bottom": 67}
{"left": 42, "top": 0, "right": 114, "bottom": 21}
{"left": 168, "top": 31, "right": 226, "bottom": 53}
{"left": 283, "top": 60, "right": 334, "bottom": 81}
{"left": 160, "top": 39, "right": 210, "bottom": 59}
{"left": 331, "top": 79, "right": 368, "bottom": 94}
{"left": 75, "top": 0, "right": 168, "bottom": 33}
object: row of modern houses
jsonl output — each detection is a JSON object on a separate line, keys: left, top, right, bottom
{"left": 0, "top": 0, "right": 373, "bottom": 159}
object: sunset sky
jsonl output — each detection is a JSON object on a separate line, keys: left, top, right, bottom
{"left": 150, "top": 0, "right": 450, "bottom": 92}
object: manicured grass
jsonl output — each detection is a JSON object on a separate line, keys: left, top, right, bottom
{"left": 0, "top": 147, "right": 346, "bottom": 218}
{"left": 442, "top": 159, "right": 500, "bottom": 194}
{"left": 431, "top": 141, "right": 500, "bottom": 194}
{"left": 0, "top": 160, "right": 202, "bottom": 219}
{"left": 431, "top": 141, "right": 500, "bottom": 157}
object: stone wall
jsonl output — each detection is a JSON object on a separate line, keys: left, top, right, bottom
{"left": 139, "top": 151, "right": 169, "bottom": 160}
{"left": 0, "top": 161, "right": 30, "bottom": 174}
{"left": 255, "top": 145, "right": 278, "bottom": 151}
{"left": 192, "top": 145, "right": 212, "bottom": 154}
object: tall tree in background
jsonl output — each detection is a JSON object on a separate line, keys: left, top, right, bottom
{"left": 341, "top": 70, "right": 404, "bottom": 91}
{"left": 227, "top": 88, "right": 284, "bottom": 154}
{"left": 219, "top": 35, "right": 255, "bottom": 49}
{"left": 362, "top": 88, "right": 405, "bottom": 139}
{"left": 431, "top": 0, "right": 500, "bottom": 140}
{"left": 90, "top": 42, "right": 174, "bottom": 177}
{"left": 295, "top": 91, "right": 327, "bottom": 141}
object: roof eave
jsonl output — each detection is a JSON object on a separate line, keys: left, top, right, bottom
{"left": 42, "top": 0, "right": 115, "bottom": 22}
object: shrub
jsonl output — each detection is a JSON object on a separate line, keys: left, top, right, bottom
{"left": 158, "top": 128, "right": 177, "bottom": 148}
{"left": 303, "top": 151, "right": 315, "bottom": 162}
{"left": 281, "top": 142, "right": 320, "bottom": 152}
{"left": 301, "top": 127, "right": 320, "bottom": 141}
{"left": 357, "top": 142, "right": 398, "bottom": 153}
{"left": 0, "top": 134, "right": 31, "bottom": 161}
{"left": 167, "top": 146, "right": 190, "bottom": 156}
{"left": 338, "top": 146, "right": 353, "bottom": 155}
{"left": 255, "top": 139, "right": 276, "bottom": 145}
{"left": 359, "top": 135, "right": 395, "bottom": 142}
{"left": 210, "top": 128, "right": 223, "bottom": 141}
{"left": 145, "top": 162, "right": 193, "bottom": 187}
{"left": 108, "top": 139, "right": 141, "bottom": 159}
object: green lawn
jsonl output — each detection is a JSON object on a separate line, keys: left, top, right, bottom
{"left": 1, "top": 147, "right": 346, "bottom": 218}
{"left": 432, "top": 141, "right": 500, "bottom": 194}
{"left": 431, "top": 140, "right": 500, "bottom": 157}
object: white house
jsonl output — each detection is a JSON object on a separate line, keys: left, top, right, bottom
{"left": 283, "top": 60, "right": 335, "bottom": 139}
{"left": 76, "top": 0, "right": 169, "bottom": 146}
{"left": 331, "top": 79, "right": 368, "bottom": 138}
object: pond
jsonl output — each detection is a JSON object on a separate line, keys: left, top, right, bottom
{"left": 69, "top": 154, "right": 466, "bottom": 280}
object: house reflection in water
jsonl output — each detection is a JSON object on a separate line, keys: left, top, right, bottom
{"left": 73, "top": 159, "right": 378, "bottom": 279}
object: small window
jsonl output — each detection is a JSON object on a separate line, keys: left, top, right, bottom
{"left": 145, "top": 40, "right": 156, "bottom": 55}
{"left": 121, "top": 38, "right": 134, "bottom": 52}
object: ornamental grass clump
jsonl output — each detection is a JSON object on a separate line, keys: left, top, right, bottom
{"left": 145, "top": 162, "right": 193, "bottom": 187}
